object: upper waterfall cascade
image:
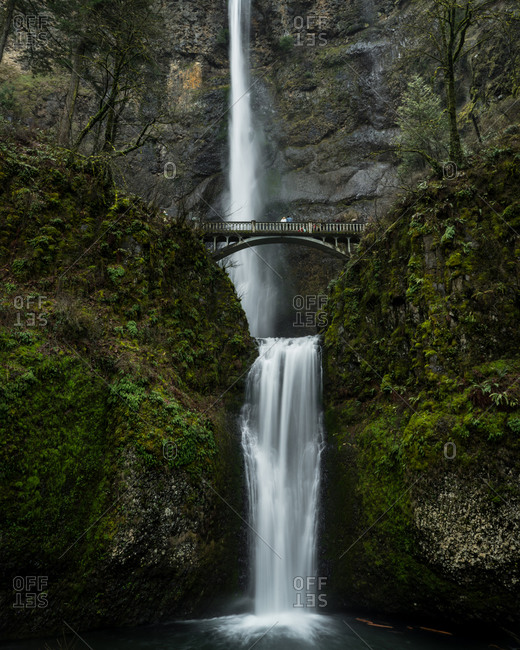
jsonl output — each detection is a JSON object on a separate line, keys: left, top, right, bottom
{"left": 226, "top": 0, "right": 277, "bottom": 338}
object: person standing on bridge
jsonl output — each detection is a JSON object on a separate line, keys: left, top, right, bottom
{"left": 281, "top": 217, "right": 287, "bottom": 223}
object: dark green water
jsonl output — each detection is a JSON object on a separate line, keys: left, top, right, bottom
{"left": 1, "top": 613, "right": 515, "bottom": 650}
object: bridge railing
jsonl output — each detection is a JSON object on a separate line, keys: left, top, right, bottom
{"left": 201, "top": 221, "right": 365, "bottom": 234}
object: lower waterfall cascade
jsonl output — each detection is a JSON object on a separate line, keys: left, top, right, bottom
{"left": 241, "top": 337, "right": 323, "bottom": 616}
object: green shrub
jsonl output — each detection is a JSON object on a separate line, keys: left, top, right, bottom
{"left": 277, "top": 35, "right": 294, "bottom": 53}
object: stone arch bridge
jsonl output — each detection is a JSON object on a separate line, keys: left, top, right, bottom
{"left": 200, "top": 221, "right": 365, "bottom": 261}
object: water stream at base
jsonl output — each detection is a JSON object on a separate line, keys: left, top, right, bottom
{"left": 0, "top": 614, "right": 498, "bottom": 649}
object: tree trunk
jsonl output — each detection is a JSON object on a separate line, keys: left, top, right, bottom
{"left": 471, "top": 112, "right": 482, "bottom": 143}
{"left": 57, "top": 41, "right": 85, "bottom": 147}
{"left": 446, "top": 59, "right": 464, "bottom": 165}
{"left": 102, "top": 106, "right": 117, "bottom": 152}
{"left": 0, "top": 0, "right": 16, "bottom": 64}
{"left": 102, "top": 63, "right": 128, "bottom": 152}
{"left": 74, "top": 66, "right": 121, "bottom": 151}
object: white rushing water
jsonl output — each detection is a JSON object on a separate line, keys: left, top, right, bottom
{"left": 241, "top": 337, "right": 323, "bottom": 615}
{"left": 226, "top": 0, "right": 276, "bottom": 338}
{"left": 227, "top": 0, "right": 324, "bottom": 629}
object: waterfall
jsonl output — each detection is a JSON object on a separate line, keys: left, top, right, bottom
{"left": 226, "top": 0, "right": 323, "bottom": 626}
{"left": 228, "top": 0, "right": 256, "bottom": 224}
{"left": 226, "top": 0, "right": 276, "bottom": 338}
{"left": 241, "top": 337, "right": 323, "bottom": 615}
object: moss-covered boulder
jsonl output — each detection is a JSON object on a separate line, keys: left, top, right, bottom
{"left": 321, "top": 135, "right": 520, "bottom": 629}
{"left": 0, "top": 138, "right": 255, "bottom": 639}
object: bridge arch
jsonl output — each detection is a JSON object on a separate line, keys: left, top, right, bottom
{"left": 210, "top": 235, "right": 350, "bottom": 261}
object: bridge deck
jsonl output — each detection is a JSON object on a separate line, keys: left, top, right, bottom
{"left": 201, "top": 221, "right": 364, "bottom": 235}
{"left": 200, "top": 221, "right": 365, "bottom": 260}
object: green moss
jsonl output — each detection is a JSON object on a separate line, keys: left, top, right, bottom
{"left": 0, "top": 136, "right": 256, "bottom": 637}
{"left": 446, "top": 251, "right": 462, "bottom": 266}
{"left": 322, "top": 137, "right": 520, "bottom": 626}
{"left": 0, "top": 340, "right": 110, "bottom": 561}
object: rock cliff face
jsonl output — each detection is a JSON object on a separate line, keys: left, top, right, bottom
{"left": 0, "top": 135, "right": 255, "bottom": 639}
{"left": 320, "top": 136, "right": 520, "bottom": 628}
{"left": 129, "top": 0, "right": 401, "bottom": 223}
{"left": 248, "top": 0, "right": 399, "bottom": 222}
